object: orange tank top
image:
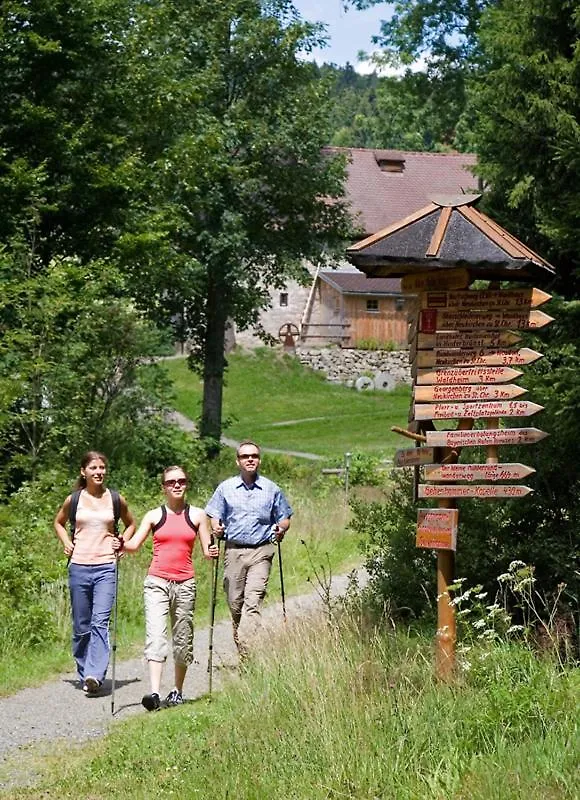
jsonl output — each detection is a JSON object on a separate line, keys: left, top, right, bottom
{"left": 148, "top": 506, "right": 198, "bottom": 582}
{"left": 70, "top": 489, "right": 116, "bottom": 566}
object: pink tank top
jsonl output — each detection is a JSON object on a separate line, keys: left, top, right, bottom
{"left": 70, "top": 489, "right": 116, "bottom": 566}
{"left": 148, "top": 506, "right": 198, "bottom": 581}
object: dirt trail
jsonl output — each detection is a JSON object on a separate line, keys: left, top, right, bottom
{"left": 0, "top": 570, "right": 365, "bottom": 790}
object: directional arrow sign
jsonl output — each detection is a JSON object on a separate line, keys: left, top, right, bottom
{"left": 416, "top": 330, "right": 522, "bottom": 350}
{"left": 425, "top": 428, "right": 548, "bottom": 447}
{"left": 418, "top": 484, "right": 533, "bottom": 499}
{"left": 424, "top": 463, "right": 535, "bottom": 482}
{"left": 419, "top": 308, "right": 554, "bottom": 333}
{"left": 419, "top": 287, "right": 551, "bottom": 311}
{"left": 414, "top": 384, "right": 526, "bottom": 403}
{"left": 415, "top": 366, "right": 523, "bottom": 385}
{"left": 394, "top": 447, "right": 438, "bottom": 467}
{"left": 414, "top": 400, "right": 544, "bottom": 420}
{"left": 401, "top": 267, "right": 470, "bottom": 294}
{"left": 415, "top": 347, "right": 542, "bottom": 368}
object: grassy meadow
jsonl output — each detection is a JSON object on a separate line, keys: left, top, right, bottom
{"left": 164, "top": 348, "right": 411, "bottom": 459}
{"left": 3, "top": 615, "right": 577, "bottom": 800}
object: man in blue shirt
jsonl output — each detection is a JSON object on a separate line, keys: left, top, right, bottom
{"left": 205, "top": 440, "right": 293, "bottom": 656}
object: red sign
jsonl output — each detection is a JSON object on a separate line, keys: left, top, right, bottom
{"left": 416, "top": 508, "right": 459, "bottom": 551}
{"left": 418, "top": 484, "right": 532, "bottom": 499}
{"left": 414, "top": 400, "right": 543, "bottom": 421}
{"left": 425, "top": 428, "right": 548, "bottom": 447}
{"left": 419, "top": 287, "right": 551, "bottom": 311}
{"left": 416, "top": 366, "right": 523, "bottom": 385}
{"left": 415, "top": 347, "right": 542, "bottom": 368}
{"left": 414, "top": 384, "right": 526, "bottom": 403}
{"left": 424, "top": 463, "right": 535, "bottom": 482}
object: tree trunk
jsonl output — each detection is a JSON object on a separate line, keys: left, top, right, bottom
{"left": 200, "top": 275, "right": 227, "bottom": 457}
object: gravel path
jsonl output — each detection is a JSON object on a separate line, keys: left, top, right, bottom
{"left": 0, "top": 570, "right": 365, "bottom": 791}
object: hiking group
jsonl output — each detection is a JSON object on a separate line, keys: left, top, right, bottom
{"left": 53, "top": 442, "right": 292, "bottom": 712}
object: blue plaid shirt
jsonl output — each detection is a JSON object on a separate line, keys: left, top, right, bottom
{"left": 205, "top": 474, "right": 293, "bottom": 546}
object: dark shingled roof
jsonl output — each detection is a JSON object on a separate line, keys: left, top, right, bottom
{"left": 331, "top": 147, "right": 479, "bottom": 236}
{"left": 320, "top": 271, "right": 401, "bottom": 296}
{"left": 346, "top": 195, "right": 555, "bottom": 283}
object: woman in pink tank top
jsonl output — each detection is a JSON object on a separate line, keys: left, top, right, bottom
{"left": 54, "top": 451, "right": 135, "bottom": 695}
{"left": 124, "top": 465, "right": 218, "bottom": 710}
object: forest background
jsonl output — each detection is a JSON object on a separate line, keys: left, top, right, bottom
{"left": 0, "top": 0, "right": 578, "bottom": 664}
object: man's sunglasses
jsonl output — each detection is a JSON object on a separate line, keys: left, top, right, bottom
{"left": 163, "top": 478, "right": 188, "bottom": 488}
{"left": 238, "top": 453, "right": 260, "bottom": 460}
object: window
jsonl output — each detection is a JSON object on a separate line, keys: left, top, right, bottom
{"left": 366, "top": 298, "right": 379, "bottom": 312}
{"left": 279, "top": 292, "right": 288, "bottom": 307}
{"left": 395, "top": 297, "right": 405, "bottom": 311}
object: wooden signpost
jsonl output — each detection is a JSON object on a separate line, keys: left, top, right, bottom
{"left": 419, "top": 308, "right": 554, "bottom": 333}
{"left": 424, "top": 463, "right": 535, "bottom": 482}
{"left": 414, "top": 384, "right": 526, "bottom": 402}
{"left": 419, "top": 287, "right": 551, "bottom": 311}
{"left": 414, "top": 400, "right": 543, "bottom": 421}
{"left": 416, "top": 366, "right": 523, "bottom": 385}
{"left": 414, "top": 347, "right": 542, "bottom": 368}
{"left": 418, "top": 484, "right": 533, "bottom": 499}
{"left": 394, "top": 278, "right": 553, "bottom": 683}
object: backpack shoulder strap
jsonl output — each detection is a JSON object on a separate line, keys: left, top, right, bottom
{"left": 68, "top": 490, "right": 82, "bottom": 538}
{"left": 152, "top": 506, "right": 167, "bottom": 533}
{"left": 185, "top": 504, "right": 198, "bottom": 532}
{"left": 109, "top": 489, "right": 121, "bottom": 535}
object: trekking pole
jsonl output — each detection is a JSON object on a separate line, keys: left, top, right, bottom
{"left": 110, "top": 551, "right": 120, "bottom": 716}
{"left": 277, "top": 533, "right": 287, "bottom": 623}
{"left": 207, "top": 531, "right": 221, "bottom": 698}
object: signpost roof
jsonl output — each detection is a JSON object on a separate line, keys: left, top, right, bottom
{"left": 346, "top": 195, "right": 555, "bottom": 283}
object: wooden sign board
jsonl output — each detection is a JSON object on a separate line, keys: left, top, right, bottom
{"left": 414, "top": 400, "right": 543, "bottom": 421}
{"left": 416, "top": 507, "right": 459, "bottom": 551}
{"left": 419, "top": 287, "right": 551, "bottom": 311}
{"left": 418, "top": 484, "right": 532, "bottom": 499}
{"left": 414, "top": 384, "right": 526, "bottom": 403}
{"left": 419, "top": 308, "right": 554, "bottom": 333}
{"left": 401, "top": 267, "right": 470, "bottom": 294}
{"left": 425, "top": 427, "right": 548, "bottom": 448}
{"left": 414, "top": 347, "right": 542, "bottom": 368}
{"left": 416, "top": 330, "right": 521, "bottom": 351}
{"left": 416, "top": 366, "right": 523, "bottom": 385}
{"left": 424, "top": 463, "right": 535, "bottom": 482}
{"left": 394, "top": 447, "right": 438, "bottom": 467}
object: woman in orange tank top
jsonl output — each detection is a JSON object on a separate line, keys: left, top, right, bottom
{"left": 124, "top": 465, "right": 218, "bottom": 710}
{"left": 54, "top": 451, "right": 135, "bottom": 695}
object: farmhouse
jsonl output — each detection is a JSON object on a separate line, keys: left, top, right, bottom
{"left": 234, "top": 147, "right": 478, "bottom": 349}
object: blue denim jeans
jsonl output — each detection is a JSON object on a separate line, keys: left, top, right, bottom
{"left": 68, "top": 562, "right": 117, "bottom": 683}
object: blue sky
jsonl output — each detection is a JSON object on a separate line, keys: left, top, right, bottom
{"left": 292, "top": 1, "right": 394, "bottom": 71}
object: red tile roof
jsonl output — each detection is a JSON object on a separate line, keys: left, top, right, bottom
{"left": 328, "top": 147, "right": 478, "bottom": 237}
{"left": 320, "top": 270, "right": 401, "bottom": 295}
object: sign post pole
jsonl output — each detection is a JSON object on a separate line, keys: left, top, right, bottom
{"left": 436, "top": 506, "right": 456, "bottom": 681}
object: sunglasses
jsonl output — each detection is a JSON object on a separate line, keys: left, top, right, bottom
{"left": 163, "top": 478, "right": 188, "bottom": 488}
{"left": 238, "top": 453, "right": 260, "bottom": 460}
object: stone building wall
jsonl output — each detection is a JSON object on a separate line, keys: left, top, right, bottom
{"left": 297, "top": 347, "right": 412, "bottom": 388}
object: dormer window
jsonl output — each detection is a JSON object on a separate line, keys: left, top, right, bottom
{"left": 376, "top": 157, "right": 405, "bottom": 173}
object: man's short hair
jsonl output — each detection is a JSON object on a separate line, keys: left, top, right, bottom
{"left": 236, "top": 440, "right": 261, "bottom": 457}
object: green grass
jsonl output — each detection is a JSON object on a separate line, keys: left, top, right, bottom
{"left": 164, "top": 348, "right": 411, "bottom": 459}
{"left": 4, "top": 617, "right": 577, "bottom": 799}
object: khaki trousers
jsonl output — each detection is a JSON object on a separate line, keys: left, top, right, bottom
{"left": 223, "top": 543, "right": 275, "bottom": 653}
{"left": 143, "top": 575, "right": 196, "bottom": 665}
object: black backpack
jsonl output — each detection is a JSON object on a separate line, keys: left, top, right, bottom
{"left": 69, "top": 489, "right": 122, "bottom": 541}
{"left": 152, "top": 504, "right": 198, "bottom": 532}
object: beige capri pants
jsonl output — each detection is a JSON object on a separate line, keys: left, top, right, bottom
{"left": 143, "top": 575, "right": 196, "bottom": 665}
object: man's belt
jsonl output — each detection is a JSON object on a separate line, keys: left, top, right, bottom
{"left": 225, "top": 539, "right": 271, "bottom": 550}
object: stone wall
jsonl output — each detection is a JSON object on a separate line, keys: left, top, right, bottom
{"left": 297, "top": 347, "right": 412, "bottom": 388}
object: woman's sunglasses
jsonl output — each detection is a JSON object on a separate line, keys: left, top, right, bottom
{"left": 163, "top": 478, "right": 188, "bottom": 488}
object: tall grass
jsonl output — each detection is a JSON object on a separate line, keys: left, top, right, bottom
{"left": 9, "top": 615, "right": 577, "bottom": 799}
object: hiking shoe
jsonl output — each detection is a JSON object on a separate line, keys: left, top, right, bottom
{"left": 164, "top": 689, "right": 183, "bottom": 707}
{"left": 141, "top": 692, "right": 161, "bottom": 711}
{"left": 83, "top": 676, "right": 101, "bottom": 696}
